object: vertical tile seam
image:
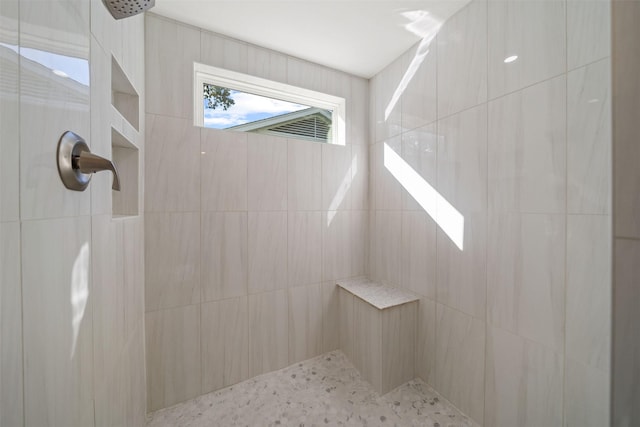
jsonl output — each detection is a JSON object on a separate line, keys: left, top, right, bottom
{"left": 483, "top": 0, "right": 490, "bottom": 423}
{"left": 562, "top": 0, "right": 569, "bottom": 425}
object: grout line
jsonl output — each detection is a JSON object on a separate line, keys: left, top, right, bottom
{"left": 562, "top": 1, "right": 569, "bottom": 425}
{"left": 483, "top": 0, "right": 490, "bottom": 423}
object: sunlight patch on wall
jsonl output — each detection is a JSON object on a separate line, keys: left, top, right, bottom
{"left": 384, "top": 143, "right": 464, "bottom": 250}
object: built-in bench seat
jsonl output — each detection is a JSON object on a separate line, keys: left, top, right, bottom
{"left": 336, "top": 277, "right": 419, "bottom": 395}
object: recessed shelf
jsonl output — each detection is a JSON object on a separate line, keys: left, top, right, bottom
{"left": 112, "top": 127, "right": 139, "bottom": 218}
{"left": 112, "top": 56, "right": 139, "bottom": 131}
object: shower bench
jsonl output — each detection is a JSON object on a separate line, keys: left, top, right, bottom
{"left": 336, "top": 277, "right": 419, "bottom": 395}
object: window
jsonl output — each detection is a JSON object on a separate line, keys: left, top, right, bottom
{"left": 194, "top": 62, "right": 346, "bottom": 145}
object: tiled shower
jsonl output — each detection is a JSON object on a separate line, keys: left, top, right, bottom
{"left": 1, "top": 0, "right": 639, "bottom": 426}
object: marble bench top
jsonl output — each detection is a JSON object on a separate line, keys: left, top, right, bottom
{"left": 336, "top": 277, "right": 420, "bottom": 310}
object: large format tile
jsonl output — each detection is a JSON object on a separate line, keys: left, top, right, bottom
{"left": 437, "top": 0, "right": 487, "bottom": 117}
{"left": 568, "top": 59, "right": 611, "bottom": 214}
{"left": 373, "top": 210, "right": 401, "bottom": 286}
{"left": 382, "top": 302, "right": 416, "bottom": 394}
{"left": 248, "top": 134, "right": 287, "bottom": 211}
{"left": 349, "top": 76, "right": 369, "bottom": 146}
{"left": 22, "top": 217, "right": 94, "bottom": 426}
{"left": 352, "top": 298, "right": 382, "bottom": 392}
{"left": 249, "top": 289, "right": 289, "bottom": 377}
{"left": 402, "top": 37, "right": 437, "bottom": 130}
{"left": 200, "top": 30, "right": 248, "bottom": 74}
{"left": 322, "top": 143, "right": 352, "bottom": 211}
{"left": 435, "top": 304, "right": 485, "bottom": 425}
{"left": 374, "top": 56, "right": 403, "bottom": 142}
{"left": 288, "top": 139, "right": 321, "bottom": 211}
{"left": 613, "top": 238, "right": 640, "bottom": 425}
{"left": 201, "top": 297, "right": 249, "bottom": 393}
{"left": 351, "top": 210, "right": 368, "bottom": 277}
{"left": 351, "top": 144, "right": 368, "bottom": 211}
{"left": 247, "top": 45, "right": 287, "bottom": 83}
{"left": 488, "top": 213, "right": 565, "bottom": 351}
{"left": 564, "top": 357, "right": 610, "bottom": 427}
{"left": 374, "top": 138, "right": 403, "bottom": 211}
{"left": 401, "top": 211, "right": 436, "bottom": 298}
{"left": 0, "top": 2, "right": 19, "bottom": 222}
{"left": 145, "top": 14, "right": 200, "bottom": 119}
{"left": 201, "top": 212, "right": 248, "bottom": 301}
{"left": 400, "top": 124, "right": 437, "bottom": 212}
{"left": 437, "top": 212, "right": 487, "bottom": 319}
{"left": 288, "top": 211, "right": 322, "bottom": 287}
{"left": 322, "top": 210, "right": 352, "bottom": 282}
{"left": 0, "top": 222, "right": 22, "bottom": 427}
{"left": 567, "top": 0, "right": 611, "bottom": 70}
{"left": 145, "top": 212, "right": 200, "bottom": 311}
{"left": 485, "top": 327, "right": 563, "bottom": 427}
{"left": 146, "top": 305, "right": 201, "bottom": 411}
{"left": 288, "top": 284, "right": 323, "bottom": 364}
{"left": 146, "top": 114, "right": 201, "bottom": 212}
{"left": 248, "top": 212, "right": 287, "bottom": 293}
{"left": 322, "top": 282, "right": 340, "bottom": 352}
{"left": 201, "top": 129, "right": 248, "bottom": 212}
{"left": 488, "top": 0, "right": 566, "bottom": 98}
{"left": 19, "top": 0, "right": 91, "bottom": 221}
{"left": 488, "top": 76, "right": 566, "bottom": 214}
{"left": 566, "top": 215, "right": 610, "bottom": 371}
{"left": 415, "top": 297, "right": 436, "bottom": 384}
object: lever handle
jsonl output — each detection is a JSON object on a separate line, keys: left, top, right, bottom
{"left": 56, "top": 130, "right": 121, "bottom": 192}
{"left": 75, "top": 150, "right": 121, "bottom": 191}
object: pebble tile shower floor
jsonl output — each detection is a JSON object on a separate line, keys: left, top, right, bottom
{"left": 146, "top": 351, "right": 478, "bottom": 427}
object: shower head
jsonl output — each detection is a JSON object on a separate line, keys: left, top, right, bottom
{"left": 102, "top": 0, "right": 155, "bottom": 20}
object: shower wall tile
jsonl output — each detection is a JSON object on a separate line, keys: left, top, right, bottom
{"left": 22, "top": 217, "right": 94, "bottom": 426}
{"left": 437, "top": 104, "right": 488, "bottom": 213}
{"left": 287, "top": 58, "right": 350, "bottom": 98}
{"left": 145, "top": 14, "right": 200, "bottom": 119}
{"left": 322, "top": 210, "right": 352, "bottom": 281}
{"left": 488, "top": 76, "right": 566, "bottom": 214}
{"left": 437, "top": 0, "right": 487, "bottom": 118}
{"left": 288, "top": 140, "right": 321, "bottom": 211}
{"left": 249, "top": 289, "right": 289, "bottom": 377}
{"left": 485, "top": 327, "right": 563, "bottom": 427}
{"left": 248, "top": 212, "right": 288, "bottom": 293}
{"left": 434, "top": 304, "right": 485, "bottom": 425}
{"left": 374, "top": 57, "right": 403, "bottom": 142}
{"left": 374, "top": 138, "right": 403, "bottom": 211}
{"left": 288, "top": 211, "right": 322, "bottom": 287}
{"left": 351, "top": 144, "right": 369, "bottom": 211}
{"left": 436, "top": 212, "right": 487, "bottom": 319}
{"left": 400, "top": 211, "right": 436, "bottom": 298}
{"left": 373, "top": 210, "right": 401, "bottom": 286}
{"left": 322, "top": 282, "right": 340, "bottom": 352}
{"left": 247, "top": 45, "right": 287, "bottom": 83}
{"left": 145, "top": 212, "right": 201, "bottom": 311}
{"left": 201, "top": 211, "right": 248, "bottom": 301}
{"left": 201, "top": 296, "right": 249, "bottom": 393}
{"left": 400, "top": 124, "right": 437, "bottom": 212}
{"left": 488, "top": 213, "right": 565, "bottom": 352}
{"left": 0, "top": 222, "right": 23, "bottom": 427}
{"left": 201, "top": 31, "right": 248, "bottom": 74}
{"left": 146, "top": 114, "right": 201, "bottom": 213}
{"left": 567, "top": 0, "right": 611, "bottom": 70}
{"left": 349, "top": 77, "right": 369, "bottom": 146}
{"left": 415, "top": 297, "right": 436, "bottom": 384}
{"left": 564, "top": 357, "right": 610, "bottom": 427}
{"left": 0, "top": 1, "right": 19, "bottom": 222}
{"left": 248, "top": 134, "right": 287, "bottom": 211}
{"left": 322, "top": 143, "right": 352, "bottom": 211}
{"left": 402, "top": 38, "right": 437, "bottom": 131}
{"left": 566, "top": 215, "right": 611, "bottom": 371}
{"left": 201, "top": 129, "right": 248, "bottom": 212}
{"left": 351, "top": 210, "right": 368, "bottom": 277}
{"left": 123, "top": 218, "right": 144, "bottom": 336}
{"left": 146, "top": 305, "right": 201, "bottom": 411}
{"left": 92, "top": 215, "right": 125, "bottom": 385}
{"left": 289, "top": 284, "right": 323, "bottom": 364}
{"left": 488, "top": 0, "right": 566, "bottom": 99}
{"left": 568, "top": 59, "right": 611, "bottom": 214}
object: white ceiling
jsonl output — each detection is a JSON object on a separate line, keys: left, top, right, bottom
{"left": 151, "top": 1, "right": 470, "bottom": 78}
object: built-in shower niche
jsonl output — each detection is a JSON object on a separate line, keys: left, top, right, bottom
{"left": 112, "top": 56, "right": 139, "bottom": 131}
{"left": 112, "top": 127, "right": 139, "bottom": 217}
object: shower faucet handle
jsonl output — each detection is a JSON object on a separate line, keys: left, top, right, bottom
{"left": 56, "top": 130, "right": 121, "bottom": 192}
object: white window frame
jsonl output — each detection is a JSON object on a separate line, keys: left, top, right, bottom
{"left": 193, "top": 62, "right": 346, "bottom": 145}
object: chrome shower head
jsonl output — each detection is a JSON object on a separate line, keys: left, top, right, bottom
{"left": 102, "top": 0, "right": 155, "bottom": 19}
